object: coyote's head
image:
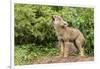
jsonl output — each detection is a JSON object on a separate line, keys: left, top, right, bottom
{"left": 52, "top": 15, "right": 68, "bottom": 26}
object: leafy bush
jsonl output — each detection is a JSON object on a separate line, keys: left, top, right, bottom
{"left": 15, "top": 44, "right": 59, "bottom": 65}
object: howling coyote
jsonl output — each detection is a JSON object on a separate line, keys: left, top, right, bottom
{"left": 52, "top": 15, "right": 85, "bottom": 57}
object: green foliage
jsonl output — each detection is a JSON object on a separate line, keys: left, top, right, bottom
{"left": 15, "top": 4, "right": 94, "bottom": 65}
{"left": 15, "top": 44, "right": 59, "bottom": 65}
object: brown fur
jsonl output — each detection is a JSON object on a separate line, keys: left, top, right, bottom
{"left": 52, "top": 15, "right": 85, "bottom": 57}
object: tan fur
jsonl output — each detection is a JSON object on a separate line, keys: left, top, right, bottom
{"left": 52, "top": 15, "right": 85, "bottom": 57}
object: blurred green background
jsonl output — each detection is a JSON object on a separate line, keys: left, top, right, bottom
{"left": 14, "top": 3, "right": 94, "bottom": 65}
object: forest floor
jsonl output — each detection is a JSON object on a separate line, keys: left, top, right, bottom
{"left": 15, "top": 45, "right": 94, "bottom": 65}
{"left": 32, "top": 56, "right": 94, "bottom": 64}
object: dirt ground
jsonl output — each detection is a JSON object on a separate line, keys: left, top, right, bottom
{"left": 32, "top": 56, "right": 94, "bottom": 64}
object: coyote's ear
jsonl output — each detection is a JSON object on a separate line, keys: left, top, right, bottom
{"left": 60, "top": 23, "right": 65, "bottom": 28}
{"left": 63, "top": 21, "right": 68, "bottom": 26}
